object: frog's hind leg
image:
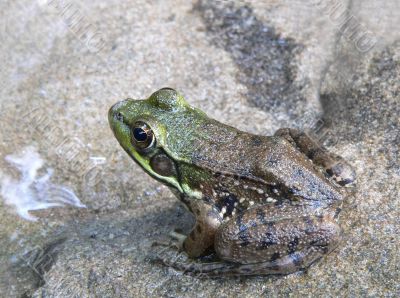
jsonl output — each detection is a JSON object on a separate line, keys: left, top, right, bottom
{"left": 212, "top": 206, "right": 341, "bottom": 276}
{"left": 274, "top": 128, "right": 355, "bottom": 185}
{"left": 156, "top": 205, "right": 341, "bottom": 277}
{"left": 154, "top": 246, "right": 328, "bottom": 277}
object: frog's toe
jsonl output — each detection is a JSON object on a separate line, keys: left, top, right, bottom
{"left": 151, "top": 240, "right": 174, "bottom": 248}
{"left": 151, "top": 231, "right": 185, "bottom": 249}
{"left": 153, "top": 256, "right": 238, "bottom": 277}
{"left": 168, "top": 230, "right": 186, "bottom": 250}
{"left": 327, "top": 161, "right": 356, "bottom": 186}
{"left": 151, "top": 231, "right": 187, "bottom": 252}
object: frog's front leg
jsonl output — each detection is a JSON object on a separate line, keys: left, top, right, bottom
{"left": 153, "top": 198, "right": 221, "bottom": 254}
{"left": 153, "top": 200, "right": 222, "bottom": 271}
{"left": 182, "top": 200, "right": 222, "bottom": 258}
{"left": 275, "top": 128, "right": 355, "bottom": 185}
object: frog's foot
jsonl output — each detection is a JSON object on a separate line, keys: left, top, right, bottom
{"left": 151, "top": 230, "right": 186, "bottom": 251}
{"left": 168, "top": 230, "right": 186, "bottom": 250}
{"left": 275, "top": 128, "right": 356, "bottom": 186}
{"left": 149, "top": 243, "right": 226, "bottom": 277}
{"left": 326, "top": 156, "right": 356, "bottom": 186}
{"left": 150, "top": 243, "right": 188, "bottom": 268}
{"left": 156, "top": 257, "right": 237, "bottom": 277}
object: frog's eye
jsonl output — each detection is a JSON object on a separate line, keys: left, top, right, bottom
{"left": 131, "top": 121, "right": 155, "bottom": 151}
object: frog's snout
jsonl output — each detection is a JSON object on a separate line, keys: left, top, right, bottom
{"left": 109, "top": 99, "right": 129, "bottom": 115}
{"left": 108, "top": 99, "right": 131, "bottom": 132}
{"left": 109, "top": 99, "right": 129, "bottom": 121}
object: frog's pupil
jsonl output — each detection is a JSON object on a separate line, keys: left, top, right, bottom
{"left": 133, "top": 128, "right": 147, "bottom": 142}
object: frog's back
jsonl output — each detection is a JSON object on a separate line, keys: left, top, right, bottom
{"left": 190, "top": 129, "right": 343, "bottom": 205}
{"left": 254, "top": 136, "right": 343, "bottom": 204}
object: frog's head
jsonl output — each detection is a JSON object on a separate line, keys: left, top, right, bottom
{"left": 108, "top": 88, "right": 206, "bottom": 194}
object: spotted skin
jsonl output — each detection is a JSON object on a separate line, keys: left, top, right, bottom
{"left": 274, "top": 128, "right": 356, "bottom": 186}
{"left": 159, "top": 130, "right": 353, "bottom": 276}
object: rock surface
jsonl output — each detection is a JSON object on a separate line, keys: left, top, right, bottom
{"left": 0, "top": 0, "right": 399, "bottom": 297}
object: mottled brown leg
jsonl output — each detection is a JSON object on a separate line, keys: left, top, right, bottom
{"left": 182, "top": 201, "right": 222, "bottom": 258}
{"left": 152, "top": 201, "right": 221, "bottom": 270}
{"left": 215, "top": 205, "right": 340, "bottom": 261}
{"left": 275, "top": 128, "right": 355, "bottom": 185}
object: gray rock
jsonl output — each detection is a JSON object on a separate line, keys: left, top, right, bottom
{"left": 0, "top": 0, "right": 398, "bottom": 297}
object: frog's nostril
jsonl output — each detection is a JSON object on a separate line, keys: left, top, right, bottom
{"left": 115, "top": 112, "right": 124, "bottom": 122}
{"left": 109, "top": 99, "right": 131, "bottom": 122}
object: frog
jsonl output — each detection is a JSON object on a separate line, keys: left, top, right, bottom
{"left": 108, "top": 88, "right": 356, "bottom": 276}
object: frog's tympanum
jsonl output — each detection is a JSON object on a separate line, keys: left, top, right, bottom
{"left": 108, "top": 88, "right": 355, "bottom": 276}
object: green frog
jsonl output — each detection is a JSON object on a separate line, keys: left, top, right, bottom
{"left": 108, "top": 88, "right": 355, "bottom": 276}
